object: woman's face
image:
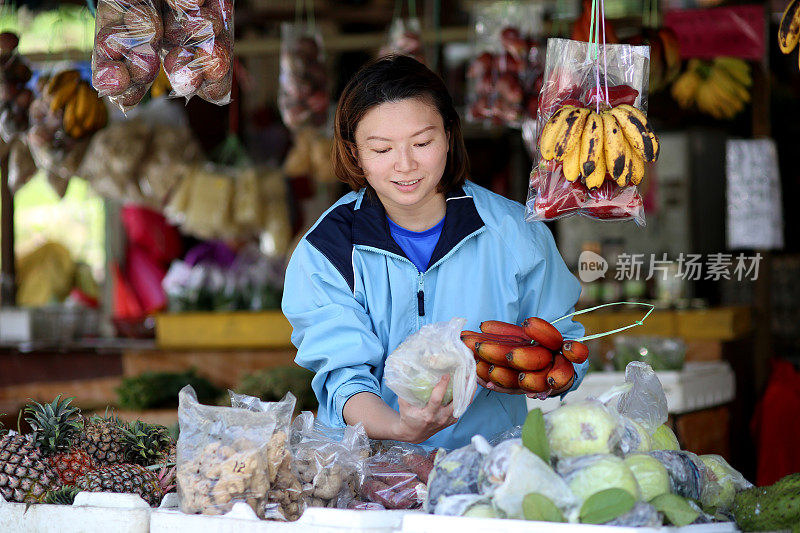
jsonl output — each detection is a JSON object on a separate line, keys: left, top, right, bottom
{"left": 354, "top": 98, "right": 449, "bottom": 221}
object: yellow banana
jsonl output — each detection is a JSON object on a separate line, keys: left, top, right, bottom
{"left": 671, "top": 70, "right": 703, "bottom": 109}
{"left": 712, "top": 57, "right": 752, "bottom": 87}
{"left": 709, "top": 67, "right": 750, "bottom": 103}
{"left": 74, "top": 82, "right": 91, "bottom": 123}
{"left": 539, "top": 105, "right": 577, "bottom": 160}
{"left": 601, "top": 111, "right": 627, "bottom": 183}
{"left": 92, "top": 98, "right": 109, "bottom": 131}
{"left": 553, "top": 107, "right": 591, "bottom": 161}
{"left": 82, "top": 94, "right": 99, "bottom": 131}
{"left": 562, "top": 141, "right": 582, "bottom": 182}
{"left": 610, "top": 104, "right": 660, "bottom": 163}
{"left": 579, "top": 111, "right": 606, "bottom": 189}
{"left": 46, "top": 70, "right": 81, "bottom": 99}
{"left": 63, "top": 98, "right": 77, "bottom": 137}
{"left": 629, "top": 145, "right": 645, "bottom": 186}
{"left": 49, "top": 78, "right": 80, "bottom": 113}
{"left": 778, "top": 0, "right": 800, "bottom": 54}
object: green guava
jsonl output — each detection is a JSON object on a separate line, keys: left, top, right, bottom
{"left": 546, "top": 402, "right": 620, "bottom": 458}
{"left": 624, "top": 453, "right": 671, "bottom": 502}
{"left": 700, "top": 454, "right": 745, "bottom": 511}
{"left": 562, "top": 455, "right": 641, "bottom": 503}
{"left": 652, "top": 424, "right": 681, "bottom": 451}
{"left": 463, "top": 504, "right": 500, "bottom": 518}
{"left": 409, "top": 375, "right": 454, "bottom": 405}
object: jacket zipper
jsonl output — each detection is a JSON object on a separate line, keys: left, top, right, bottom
{"left": 417, "top": 273, "right": 425, "bottom": 318}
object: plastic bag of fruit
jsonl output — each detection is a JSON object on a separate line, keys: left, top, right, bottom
{"left": 384, "top": 317, "right": 477, "bottom": 418}
{"left": 361, "top": 442, "right": 434, "bottom": 509}
{"left": 379, "top": 16, "right": 425, "bottom": 64}
{"left": 91, "top": 0, "right": 163, "bottom": 111}
{"left": 466, "top": 2, "right": 544, "bottom": 128}
{"left": 291, "top": 411, "right": 370, "bottom": 510}
{"left": 0, "top": 32, "right": 34, "bottom": 143}
{"left": 278, "top": 22, "right": 329, "bottom": 131}
{"left": 526, "top": 37, "right": 653, "bottom": 225}
{"left": 160, "top": 0, "right": 235, "bottom": 105}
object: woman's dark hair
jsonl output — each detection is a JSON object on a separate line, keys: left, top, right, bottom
{"left": 333, "top": 54, "right": 469, "bottom": 192}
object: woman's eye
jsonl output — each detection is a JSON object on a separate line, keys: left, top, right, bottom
{"left": 415, "top": 140, "right": 433, "bottom": 147}
{"left": 373, "top": 148, "right": 391, "bottom": 154}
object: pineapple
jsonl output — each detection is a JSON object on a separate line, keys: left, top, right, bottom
{"left": 24, "top": 395, "right": 96, "bottom": 485}
{"left": 75, "top": 463, "right": 170, "bottom": 506}
{"left": 121, "top": 421, "right": 175, "bottom": 466}
{"left": 44, "top": 485, "right": 80, "bottom": 505}
{"left": 79, "top": 412, "right": 126, "bottom": 465}
{"left": 0, "top": 432, "right": 60, "bottom": 503}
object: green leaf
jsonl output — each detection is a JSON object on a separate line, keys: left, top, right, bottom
{"left": 650, "top": 493, "right": 699, "bottom": 527}
{"left": 522, "top": 408, "right": 550, "bottom": 463}
{"left": 579, "top": 488, "right": 636, "bottom": 524}
{"left": 522, "top": 493, "right": 565, "bottom": 522}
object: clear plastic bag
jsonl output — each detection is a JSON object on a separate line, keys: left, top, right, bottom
{"left": 545, "top": 399, "right": 625, "bottom": 459}
{"left": 556, "top": 453, "right": 642, "bottom": 503}
{"left": 384, "top": 317, "right": 476, "bottom": 417}
{"left": 425, "top": 435, "right": 492, "bottom": 511}
{"left": 697, "top": 454, "right": 752, "bottom": 514}
{"left": 7, "top": 138, "right": 37, "bottom": 194}
{"left": 648, "top": 450, "right": 720, "bottom": 505}
{"left": 160, "top": 0, "right": 234, "bottom": 104}
{"left": 379, "top": 17, "right": 425, "bottom": 64}
{"left": 484, "top": 440, "right": 579, "bottom": 520}
{"left": 278, "top": 23, "right": 329, "bottom": 131}
{"left": 615, "top": 360, "right": 669, "bottom": 435}
{"left": 291, "top": 411, "right": 370, "bottom": 510}
{"left": 526, "top": 38, "right": 650, "bottom": 225}
{"left": 177, "top": 386, "right": 298, "bottom": 518}
{"left": 91, "top": 0, "right": 162, "bottom": 111}
{"left": 0, "top": 43, "right": 33, "bottom": 142}
{"left": 466, "top": 2, "right": 544, "bottom": 128}
{"left": 362, "top": 442, "right": 434, "bottom": 509}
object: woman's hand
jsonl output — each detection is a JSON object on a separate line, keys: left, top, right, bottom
{"left": 477, "top": 376, "right": 550, "bottom": 400}
{"left": 393, "top": 374, "right": 458, "bottom": 444}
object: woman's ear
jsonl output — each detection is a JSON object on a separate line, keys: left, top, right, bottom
{"left": 348, "top": 143, "right": 361, "bottom": 167}
{"left": 446, "top": 130, "right": 451, "bottom": 153}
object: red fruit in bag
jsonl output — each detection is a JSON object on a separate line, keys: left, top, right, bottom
{"left": 196, "top": 37, "right": 230, "bottom": 81}
{"left": 126, "top": 45, "right": 160, "bottom": 84}
{"left": 117, "top": 83, "right": 148, "bottom": 107}
{"left": 166, "top": 0, "right": 204, "bottom": 12}
{"left": 164, "top": 46, "right": 203, "bottom": 95}
{"left": 535, "top": 181, "right": 588, "bottom": 219}
{"left": 123, "top": 3, "right": 163, "bottom": 46}
{"left": 584, "top": 84, "right": 639, "bottom": 107}
{"left": 180, "top": 8, "right": 222, "bottom": 42}
{"left": 92, "top": 61, "right": 131, "bottom": 96}
{"left": 206, "top": 0, "right": 233, "bottom": 24}
{"left": 95, "top": 25, "right": 132, "bottom": 61}
{"left": 468, "top": 51, "right": 493, "bottom": 78}
{"left": 496, "top": 72, "right": 523, "bottom": 104}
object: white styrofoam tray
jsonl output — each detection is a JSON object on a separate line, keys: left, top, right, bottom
{"left": 0, "top": 492, "right": 151, "bottom": 533}
{"left": 151, "top": 495, "right": 414, "bottom": 533}
{"left": 532, "top": 362, "right": 736, "bottom": 414}
{"left": 401, "top": 514, "right": 739, "bottom": 533}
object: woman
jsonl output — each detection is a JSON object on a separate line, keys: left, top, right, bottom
{"left": 282, "top": 55, "right": 587, "bottom": 449}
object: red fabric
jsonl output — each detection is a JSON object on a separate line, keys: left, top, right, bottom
{"left": 121, "top": 206, "right": 182, "bottom": 266}
{"left": 751, "top": 358, "right": 800, "bottom": 486}
{"left": 125, "top": 245, "right": 167, "bottom": 314}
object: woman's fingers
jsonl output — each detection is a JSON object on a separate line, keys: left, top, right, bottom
{"left": 484, "top": 380, "right": 525, "bottom": 395}
{"left": 427, "top": 374, "right": 451, "bottom": 408}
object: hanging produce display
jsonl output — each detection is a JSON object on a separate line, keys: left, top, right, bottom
{"left": 778, "top": 0, "right": 800, "bottom": 70}
{"left": 161, "top": 0, "right": 235, "bottom": 104}
{"left": 466, "top": 1, "right": 544, "bottom": 128}
{"left": 671, "top": 58, "right": 752, "bottom": 120}
{"left": 379, "top": 0, "right": 425, "bottom": 64}
{"left": 278, "top": 19, "right": 329, "bottom": 131}
{"left": 570, "top": 0, "right": 618, "bottom": 44}
{"left": 91, "top": 0, "right": 163, "bottom": 110}
{"left": 527, "top": 3, "right": 654, "bottom": 225}
{"left": 0, "top": 31, "right": 33, "bottom": 144}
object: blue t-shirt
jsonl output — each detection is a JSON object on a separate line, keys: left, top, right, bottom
{"left": 387, "top": 216, "right": 445, "bottom": 272}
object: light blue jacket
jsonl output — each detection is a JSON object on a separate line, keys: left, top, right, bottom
{"left": 282, "top": 181, "right": 587, "bottom": 449}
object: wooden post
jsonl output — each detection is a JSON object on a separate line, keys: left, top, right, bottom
{"left": 0, "top": 151, "right": 14, "bottom": 306}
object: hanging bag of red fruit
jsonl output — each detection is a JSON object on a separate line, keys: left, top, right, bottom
{"left": 378, "top": 0, "right": 425, "bottom": 64}
{"left": 526, "top": 0, "right": 658, "bottom": 226}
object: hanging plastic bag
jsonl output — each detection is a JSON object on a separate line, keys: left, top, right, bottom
{"left": 91, "top": 0, "right": 162, "bottom": 111}
{"left": 160, "top": 0, "right": 235, "bottom": 104}
{"left": 291, "top": 411, "right": 370, "bottom": 510}
{"left": 466, "top": 2, "right": 544, "bottom": 128}
{"left": 379, "top": 10, "right": 425, "bottom": 64}
{"left": 384, "top": 317, "right": 477, "bottom": 417}
{"left": 7, "top": 138, "right": 37, "bottom": 194}
{"left": 278, "top": 19, "right": 329, "bottom": 131}
{"left": 526, "top": 34, "right": 651, "bottom": 225}
{"left": 0, "top": 33, "right": 33, "bottom": 142}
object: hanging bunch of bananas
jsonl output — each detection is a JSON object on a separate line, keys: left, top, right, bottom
{"left": 778, "top": 0, "right": 800, "bottom": 70}
{"left": 671, "top": 58, "right": 752, "bottom": 120}
{"left": 42, "top": 69, "right": 108, "bottom": 139}
{"left": 539, "top": 103, "right": 659, "bottom": 189}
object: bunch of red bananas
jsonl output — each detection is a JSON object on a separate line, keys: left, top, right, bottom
{"left": 461, "top": 318, "right": 588, "bottom": 395}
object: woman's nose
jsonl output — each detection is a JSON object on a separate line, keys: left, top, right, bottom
{"left": 394, "top": 146, "right": 418, "bottom": 172}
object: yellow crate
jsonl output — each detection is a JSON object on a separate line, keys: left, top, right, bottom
{"left": 155, "top": 311, "right": 294, "bottom": 349}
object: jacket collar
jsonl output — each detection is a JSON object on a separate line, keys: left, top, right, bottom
{"left": 352, "top": 185, "right": 485, "bottom": 268}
